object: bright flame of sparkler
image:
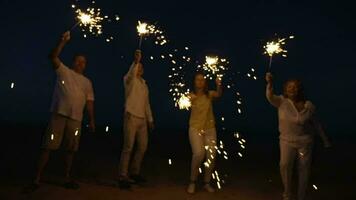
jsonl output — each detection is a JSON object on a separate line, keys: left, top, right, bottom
{"left": 177, "top": 94, "right": 191, "bottom": 110}
{"left": 264, "top": 38, "right": 287, "bottom": 57}
{"left": 74, "top": 7, "right": 104, "bottom": 35}
{"left": 137, "top": 21, "right": 149, "bottom": 36}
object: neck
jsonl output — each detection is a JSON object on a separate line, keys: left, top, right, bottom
{"left": 195, "top": 88, "right": 205, "bottom": 95}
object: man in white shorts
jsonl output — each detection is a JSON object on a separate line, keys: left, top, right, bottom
{"left": 29, "top": 31, "right": 95, "bottom": 191}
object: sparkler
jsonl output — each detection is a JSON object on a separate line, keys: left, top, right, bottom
{"left": 264, "top": 35, "right": 294, "bottom": 71}
{"left": 197, "top": 55, "right": 228, "bottom": 80}
{"left": 71, "top": 7, "right": 104, "bottom": 36}
{"left": 177, "top": 94, "right": 191, "bottom": 110}
{"left": 136, "top": 21, "right": 166, "bottom": 49}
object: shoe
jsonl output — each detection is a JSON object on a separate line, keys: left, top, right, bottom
{"left": 118, "top": 179, "right": 131, "bottom": 189}
{"left": 130, "top": 174, "right": 147, "bottom": 184}
{"left": 187, "top": 183, "right": 196, "bottom": 194}
{"left": 203, "top": 184, "right": 215, "bottom": 193}
{"left": 22, "top": 183, "right": 40, "bottom": 194}
{"left": 63, "top": 181, "right": 80, "bottom": 190}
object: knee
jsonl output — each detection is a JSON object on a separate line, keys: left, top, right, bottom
{"left": 192, "top": 150, "right": 205, "bottom": 161}
{"left": 280, "top": 160, "right": 292, "bottom": 171}
{"left": 122, "top": 144, "right": 134, "bottom": 153}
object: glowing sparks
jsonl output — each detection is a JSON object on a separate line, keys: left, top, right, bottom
{"left": 177, "top": 94, "right": 191, "bottom": 110}
{"left": 105, "top": 126, "right": 109, "bottom": 132}
{"left": 197, "top": 55, "right": 228, "bottom": 80}
{"left": 50, "top": 134, "right": 54, "bottom": 141}
{"left": 168, "top": 159, "right": 172, "bottom": 165}
{"left": 75, "top": 7, "right": 104, "bottom": 36}
{"left": 137, "top": 21, "right": 150, "bottom": 36}
{"left": 137, "top": 21, "right": 167, "bottom": 47}
{"left": 264, "top": 35, "right": 294, "bottom": 69}
{"left": 313, "top": 184, "right": 318, "bottom": 190}
{"left": 264, "top": 38, "right": 287, "bottom": 57}
{"left": 75, "top": 130, "right": 79, "bottom": 136}
{"left": 10, "top": 82, "right": 15, "bottom": 89}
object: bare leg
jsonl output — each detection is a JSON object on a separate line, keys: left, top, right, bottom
{"left": 64, "top": 151, "right": 75, "bottom": 181}
{"left": 34, "top": 149, "right": 51, "bottom": 184}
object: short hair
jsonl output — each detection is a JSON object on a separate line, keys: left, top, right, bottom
{"left": 72, "top": 54, "right": 87, "bottom": 61}
{"left": 283, "top": 79, "right": 305, "bottom": 101}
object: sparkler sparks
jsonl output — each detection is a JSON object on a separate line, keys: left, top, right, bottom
{"left": 73, "top": 7, "right": 104, "bottom": 36}
{"left": 263, "top": 35, "right": 294, "bottom": 70}
{"left": 177, "top": 94, "right": 191, "bottom": 110}
{"left": 105, "top": 126, "right": 109, "bottom": 132}
{"left": 10, "top": 82, "right": 15, "bottom": 89}
{"left": 136, "top": 21, "right": 167, "bottom": 48}
{"left": 197, "top": 56, "right": 228, "bottom": 80}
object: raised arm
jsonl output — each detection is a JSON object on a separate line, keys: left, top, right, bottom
{"left": 209, "top": 77, "right": 223, "bottom": 99}
{"left": 49, "top": 31, "right": 70, "bottom": 70}
{"left": 265, "top": 72, "right": 282, "bottom": 107}
{"left": 124, "top": 50, "right": 141, "bottom": 83}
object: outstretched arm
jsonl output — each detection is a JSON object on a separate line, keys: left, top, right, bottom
{"left": 265, "top": 72, "right": 282, "bottom": 107}
{"left": 49, "top": 31, "right": 70, "bottom": 70}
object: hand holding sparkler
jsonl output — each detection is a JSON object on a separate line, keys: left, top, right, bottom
{"left": 61, "top": 31, "right": 71, "bottom": 43}
{"left": 265, "top": 72, "right": 273, "bottom": 84}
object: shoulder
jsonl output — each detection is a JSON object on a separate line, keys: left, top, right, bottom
{"left": 56, "top": 62, "right": 70, "bottom": 74}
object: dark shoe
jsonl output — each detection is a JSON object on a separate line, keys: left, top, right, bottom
{"left": 118, "top": 179, "right": 131, "bottom": 189}
{"left": 22, "top": 183, "right": 40, "bottom": 194}
{"left": 130, "top": 174, "right": 147, "bottom": 184}
{"left": 63, "top": 181, "right": 80, "bottom": 190}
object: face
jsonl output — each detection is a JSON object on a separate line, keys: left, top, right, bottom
{"left": 137, "top": 63, "right": 144, "bottom": 77}
{"left": 285, "top": 81, "right": 300, "bottom": 99}
{"left": 72, "top": 55, "right": 87, "bottom": 74}
{"left": 194, "top": 74, "right": 206, "bottom": 90}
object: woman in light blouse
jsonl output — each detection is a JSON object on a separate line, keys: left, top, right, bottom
{"left": 265, "top": 72, "right": 331, "bottom": 200}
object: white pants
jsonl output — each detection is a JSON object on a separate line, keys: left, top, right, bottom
{"left": 280, "top": 140, "right": 313, "bottom": 200}
{"left": 189, "top": 128, "right": 217, "bottom": 183}
{"left": 119, "top": 113, "right": 148, "bottom": 177}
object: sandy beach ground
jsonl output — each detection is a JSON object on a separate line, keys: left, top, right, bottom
{"left": 1, "top": 123, "right": 355, "bottom": 200}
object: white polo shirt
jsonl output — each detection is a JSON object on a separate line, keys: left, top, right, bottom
{"left": 50, "top": 62, "right": 94, "bottom": 122}
{"left": 123, "top": 63, "right": 153, "bottom": 122}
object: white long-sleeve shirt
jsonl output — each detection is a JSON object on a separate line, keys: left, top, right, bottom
{"left": 123, "top": 62, "right": 153, "bottom": 122}
{"left": 266, "top": 88, "right": 329, "bottom": 144}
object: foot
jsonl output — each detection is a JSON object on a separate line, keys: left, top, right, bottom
{"left": 22, "top": 182, "right": 40, "bottom": 194}
{"left": 130, "top": 174, "right": 147, "bottom": 184}
{"left": 118, "top": 179, "right": 132, "bottom": 189}
{"left": 203, "top": 183, "right": 215, "bottom": 193}
{"left": 187, "top": 183, "right": 196, "bottom": 194}
{"left": 63, "top": 180, "right": 80, "bottom": 190}
{"left": 282, "top": 193, "right": 291, "bottom": 200}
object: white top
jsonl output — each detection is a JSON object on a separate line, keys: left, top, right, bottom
{"left": 266, "top": 89, "right": 328, "bottom": 143}
{"left": 50, "top": 62, "right": 94, "bottom": 121}
{"left": 124, "top": 62, "right": 153, "bottom": 122}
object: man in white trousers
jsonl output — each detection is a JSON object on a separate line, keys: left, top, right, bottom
{"left": 118, "top": 49, "right": 154, "bottom": 189}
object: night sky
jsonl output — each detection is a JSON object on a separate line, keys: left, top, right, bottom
{"left": 1, "top": 0, "right": 355, "bottom": 136}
